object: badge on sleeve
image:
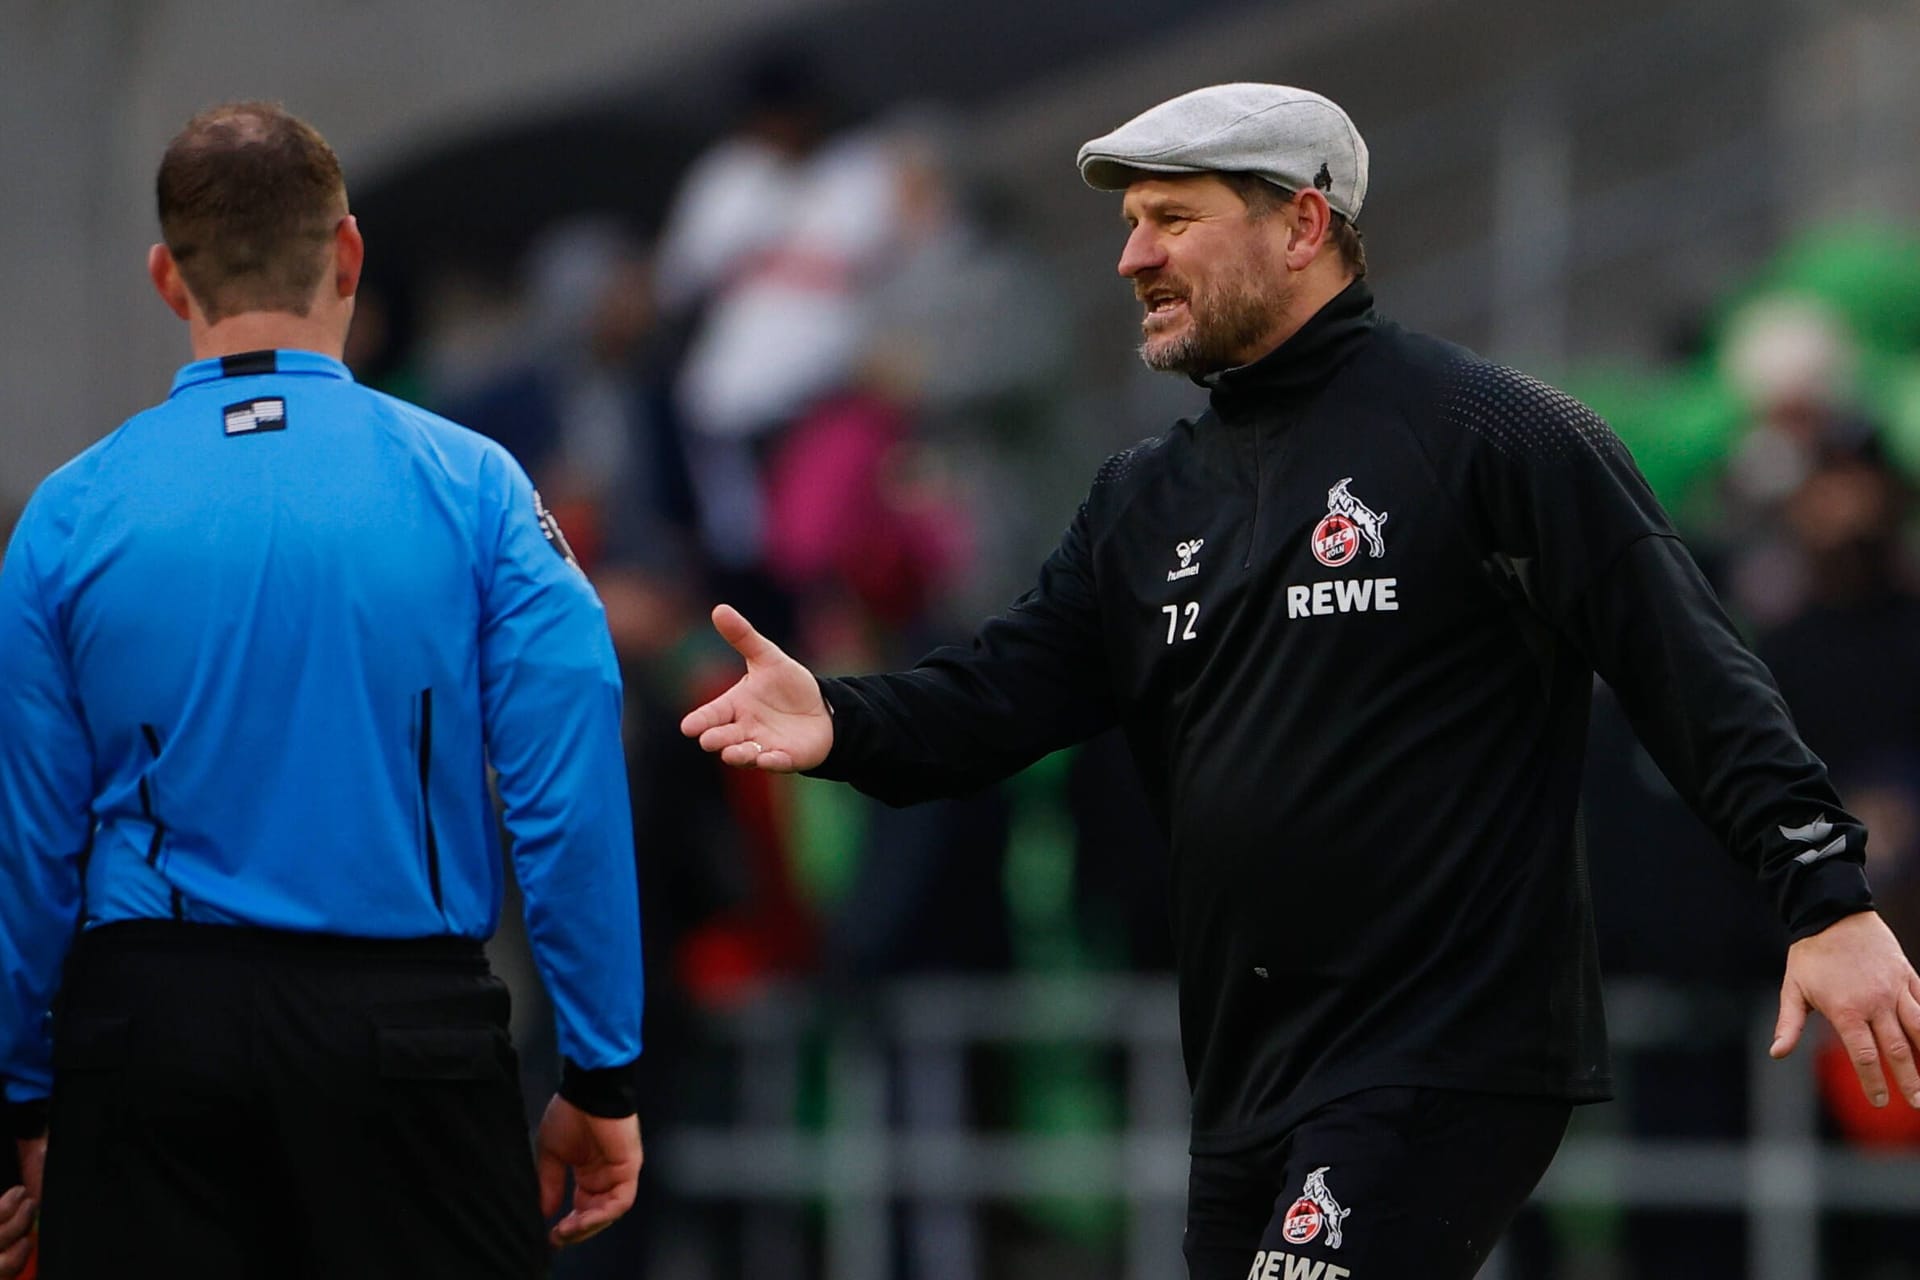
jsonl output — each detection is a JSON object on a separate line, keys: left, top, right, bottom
{"left": 533, "top": 490, "right": 580, "bottom": 569}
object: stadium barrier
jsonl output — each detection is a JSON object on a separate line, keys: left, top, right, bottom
{"left": 654, "top": 977, "right": 1920, "bottom": 1280}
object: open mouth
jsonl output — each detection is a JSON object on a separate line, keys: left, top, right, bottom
{"left": 1141, "top": 289, "right": 1189, "bottom": 326}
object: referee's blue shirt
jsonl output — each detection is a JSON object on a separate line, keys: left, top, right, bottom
{"left": 0, "top": 349, "right": 642, "bottom": 1105}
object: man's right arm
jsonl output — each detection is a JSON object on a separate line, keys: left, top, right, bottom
{"left": 687, "top": 504, "right": 1116, "bottom": 806}
{"left": 0, "top": 494, "right": 93, "bottom": 1144}
{"left": 476, "top": 455, "right": 642, "bottom": 1093}
{"left": 477, "top": 451, "right": 644, "bottom": 1243}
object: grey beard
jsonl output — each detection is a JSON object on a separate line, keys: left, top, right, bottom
{"left": 1136, "top": 276, "right": 1289, "bottom": 376}
{"left": 1138, "top": 332, "right": 1214, "bottom": 376}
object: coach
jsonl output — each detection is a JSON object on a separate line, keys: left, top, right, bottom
{"left": 682, "top": 84, "right": 1920, "bottom": 1277}
{"left": 0, "top": 103, "right": 643, "bottom": 1275}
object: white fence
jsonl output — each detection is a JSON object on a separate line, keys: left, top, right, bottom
{"left": 655, "top": 976, "right": 1920, "bottom": 1280}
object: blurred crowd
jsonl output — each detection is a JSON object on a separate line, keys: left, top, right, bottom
{"left": 1564, "top": 232, "right": 1920, "bottom": 1278}
{"left": 4, "top": 51, "right": 1920, "bottom": 1280}
{"left": 338, "top": 54, "right": 1151, "bottom": 1280}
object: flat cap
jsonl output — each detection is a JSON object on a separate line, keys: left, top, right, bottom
{"left": 1077, "top": 83, "right": 1369, "bottom": 222}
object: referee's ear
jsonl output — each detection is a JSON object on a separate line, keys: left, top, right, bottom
{"left": 148, "top": 243, "right": 193, "bottom": 322}
{"left": 332, "top": 214, "right": 364, "bottom": 301}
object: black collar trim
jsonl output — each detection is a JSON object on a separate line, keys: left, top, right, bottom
{"left": 219, "top": 350, "right": 278, "bottom": 378}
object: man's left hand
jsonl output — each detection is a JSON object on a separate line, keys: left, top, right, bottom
{"left": 1772, "top": 910, "right": 1920, "bottom": 1108}
{"left": 535, "top": 1097, "right": 643, "bottom": 1248}
{"left": 0, "top": 1183, "right": 34, "bottom": 1279}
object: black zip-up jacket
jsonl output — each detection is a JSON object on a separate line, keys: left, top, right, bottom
{"left": 812, "top": 281, "right": 1874, "bottom": 1154}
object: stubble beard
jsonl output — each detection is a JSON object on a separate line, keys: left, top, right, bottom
{"left": 1137, "top": 255, "right": 1293, "bottom": 378}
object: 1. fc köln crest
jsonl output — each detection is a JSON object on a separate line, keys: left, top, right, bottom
{"left": 1310, "top": 478, "right": 1389, "bottom": 568}
{"left": 1280, "top": 1166, "right": 1352, "bottom": 1248}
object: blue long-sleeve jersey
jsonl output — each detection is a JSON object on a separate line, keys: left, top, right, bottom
{"left": 0, "top": 349, "right": 642, "bottom": 1105}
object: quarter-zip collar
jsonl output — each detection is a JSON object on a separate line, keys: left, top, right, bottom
{"left": 1198, "top": 279, "right": 1376, "bottom": 424}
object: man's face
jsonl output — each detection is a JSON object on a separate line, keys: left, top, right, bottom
{"left": 1118, "top": 175, "right": 1293, "bottom": 376}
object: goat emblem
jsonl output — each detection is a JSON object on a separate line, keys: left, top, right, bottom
{"left": 1280, "top": 1166, "right": 1353, "bottom": 1248}
{"left": 1311, "top": 478, "right": 1389, "bottom": 568}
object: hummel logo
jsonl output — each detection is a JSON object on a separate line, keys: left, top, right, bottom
{"left": 1781, "top": 818, "right": 1846, "bottom": 866}
{"left": 1169, "top": 538, "right": 1205, "bottom": 582}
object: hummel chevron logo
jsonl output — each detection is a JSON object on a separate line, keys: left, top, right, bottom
{"left": 1780, "top": 818, "right": 1845, "bottom": 866}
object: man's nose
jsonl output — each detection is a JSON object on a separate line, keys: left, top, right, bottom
{"left": 1117, "top": 224, "right": 1165, "bottom": 278}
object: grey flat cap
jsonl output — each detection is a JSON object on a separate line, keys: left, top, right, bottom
{"left": 1077, "top": 83, "right": 1369, "bottom": 222}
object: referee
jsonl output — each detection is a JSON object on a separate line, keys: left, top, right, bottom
{"left": 682, "top": 84, "right": 1920, "bottom": 1276}
{"left": 0, "top": 103, "right": 643, "bottom": 1275}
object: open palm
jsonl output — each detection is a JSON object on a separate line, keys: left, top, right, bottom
{"left": 679, "top": 605, "right": 832, "bottom": 772}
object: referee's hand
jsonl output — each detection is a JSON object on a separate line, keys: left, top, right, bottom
{"left": 0, "top": 1183, "right": 32, "bottom": 1279}
{"left": 680, "top": 604, "right": 833, "bottom": 773}
{"left": 536, "top": 1097, "right": 643, "bottom": 1248}
{"left": 1772, "top": 910, "right": 1920, "bottom": 1109}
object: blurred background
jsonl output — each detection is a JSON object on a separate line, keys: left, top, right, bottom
{"left": 7, "top": 0, "right": 1920, "bottom": 1275}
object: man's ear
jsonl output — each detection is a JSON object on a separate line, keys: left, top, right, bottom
{"left": 147, "top": 243, "right": 194, "bottom": 321}
{"left": 1282, "top": 189, "right": 1334, "bottom": 273}
{"left": 333, "top": 215, "right": 364, "bottom": 300}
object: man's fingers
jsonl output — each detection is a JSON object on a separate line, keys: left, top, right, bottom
{"left": 1838, "top": 1018, "right": 1891, "bottom": 1107}
{"left": 698, "top": 722, "right": 752, "bottom": 754}
{"left": 680, "top": 694, "right": 731, "bottom": 739}
{"left": 711, "top": 604, "right": 780, "bottom": 665}
{"left": 1893, "top": 993, "right": 1920, "bottom": 1108}
{"left": 717, "top": 741, "right": 796, "bottom": 771}
{"left": 1771, "top": 982, "right": 1809, "bottom": 1059}
{"left": 551, "top": 1204, "right": 622, "bottom": 1247}
{"left": 0, "top": 1232, "right": 30, "bottom": 1279}
{"left": 0, "top": 1187, "right": 29, "bottom": 1251}
{"left": 549, "top": 1177, "right": 638, "bottom": 1247}
{"left": 536, "top": 1146, "right": 567, "bottom": 1223}
{"left": 1872, "top": 1009, "right": 1920, "bottom": 1107}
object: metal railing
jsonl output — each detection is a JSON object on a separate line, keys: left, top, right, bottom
{"left": 654, "top": 975, "right": 1920, "bottom": 1280}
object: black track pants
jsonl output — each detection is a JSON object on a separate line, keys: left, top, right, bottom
{"left": 1184, "top": 1086, "right": 1570, "bottom": 1280}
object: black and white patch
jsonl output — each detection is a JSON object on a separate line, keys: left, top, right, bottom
{"left": 533, "top": 490, "right": 580, "bottom": 568}
{"left": 223, "top": 397, "right": 287, "bottom": 435}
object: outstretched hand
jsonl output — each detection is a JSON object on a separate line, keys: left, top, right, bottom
{"left": 1772, "top": 910, "right": 1920, "bottom": 1109}
{"left": 679, "top": 604, "right": 832, "bottom": 773}
{"left": 536, "top": 1097, "right": 643, "bottom": 1249}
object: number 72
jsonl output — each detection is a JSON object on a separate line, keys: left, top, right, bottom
{"left": 1162, "top": 602, "right": 1199, "bottom": 644}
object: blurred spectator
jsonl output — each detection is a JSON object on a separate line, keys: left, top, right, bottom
{"left": 441, "top": 218, "right": 697, "bottom": 570}
{"left": 1716, "top": 295, "right": 1883, "bottom": 625}
{"left": 676, "top": 128, "right": 902, "bottom": 443}
{"left": 654, "top": 49, "right": 834, "bottom": 318}
{"left": 657, "top": 50, "right": 841, "bottom": 574}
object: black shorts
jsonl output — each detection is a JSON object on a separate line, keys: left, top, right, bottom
{"left": 38, "top": 921, "right": 546, "bottom": 1279}
{"left": 1184, "top": 1086, "right": 1570, "bottom": 1280}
